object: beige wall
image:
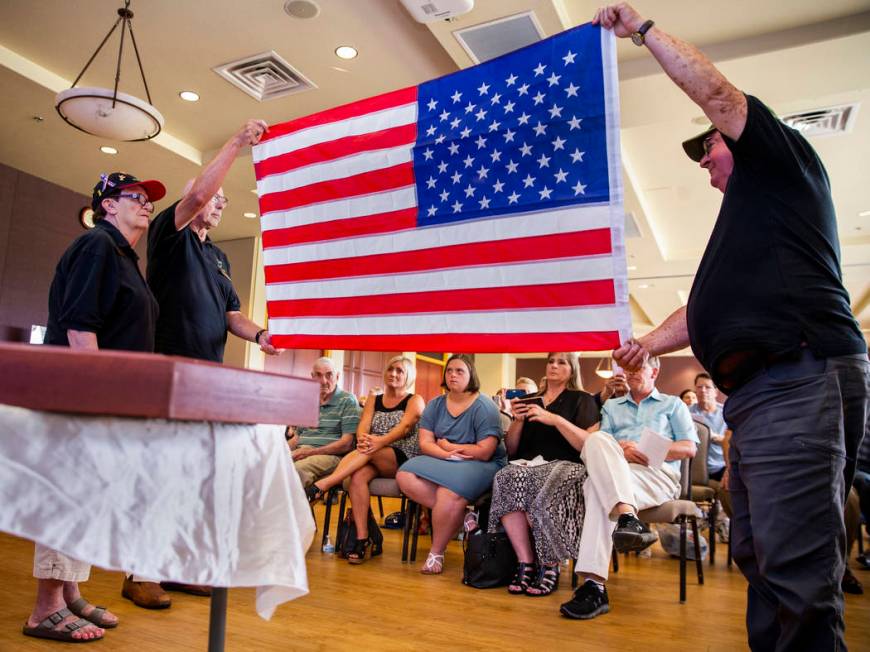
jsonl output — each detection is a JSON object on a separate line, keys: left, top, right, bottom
{"left": 218, "top": 236, "right": 259, "bottom": 369}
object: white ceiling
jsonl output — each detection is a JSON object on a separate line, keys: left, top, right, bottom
{"left": 1, "top": 0, "right": 868, "bottom": 340}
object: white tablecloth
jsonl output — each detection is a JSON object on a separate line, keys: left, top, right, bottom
{"left": 0, "top": 403, "right": 314, "bottom": 619}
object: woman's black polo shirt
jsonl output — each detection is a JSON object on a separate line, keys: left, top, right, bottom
{"left": 45, "top": 220, "right": 157, "bottom": 352}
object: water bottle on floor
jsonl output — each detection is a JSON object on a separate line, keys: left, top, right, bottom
{"left": 322, "top": 535, "right": 335, "bottom": 553}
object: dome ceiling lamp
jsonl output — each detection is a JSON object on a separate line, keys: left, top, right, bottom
{"left": 55, "top": 0, "right": 163, "bottom": 142}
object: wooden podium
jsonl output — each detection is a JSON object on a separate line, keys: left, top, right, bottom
{"left": 0, "top": 342, "right": 319, "bottom": 651}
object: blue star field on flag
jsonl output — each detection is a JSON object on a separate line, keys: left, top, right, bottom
{"left": 414, "top": 25, "right": 608, "bottom": 228}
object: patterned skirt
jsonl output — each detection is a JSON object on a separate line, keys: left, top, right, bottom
{"left": 487, "top": 461, "right": 587, "bottom": 565}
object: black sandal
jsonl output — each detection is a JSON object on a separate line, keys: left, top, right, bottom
{"left": 526, "top": 564, "right": 560, "bottom": 596}
{"left": 305, "top": 485, "right": 325, "bottom": 504}
{"left": 347, "top": 538, "right": 372, "bottom": 564}
{"left": 508, "top": 562, "right": 537, "bottom": 594}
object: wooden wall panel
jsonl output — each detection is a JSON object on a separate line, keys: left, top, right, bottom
{"left": 415, "top": 358, "right": 444, "bottom": 402}
{"left": 342, "top": 350, "right": 400, "bottom": 398}
{"left": 263, "top": 348, "right": 322, "bottom": 378}
{"left": 0, "top": 163, "right": 91, "bottom": 333}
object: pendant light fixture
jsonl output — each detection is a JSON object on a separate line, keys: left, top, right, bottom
{"left": 55, "top": 0, "right": 163, "bottom": 141}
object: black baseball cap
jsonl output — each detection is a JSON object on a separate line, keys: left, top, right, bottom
{"left": 91, "top": 172, "right": 166, "bottom": 211}
{"left": 681, "top": 126, "right": 717, "bottom": 163}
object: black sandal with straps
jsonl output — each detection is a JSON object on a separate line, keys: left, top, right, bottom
{"left": 526, "top": 564, "right": 560, "bottom": 596}
{"left": 508, "top": 562, "right": 538, "bottom": 594}
{"left": 305, "top": 485, "right": 325, "bottom": 504}
{"left": 347, "top": 537, "right": 373, "bottom": 565}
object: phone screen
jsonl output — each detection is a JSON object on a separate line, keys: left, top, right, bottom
{"left": 505, "top": 388, "right": 527, "bottom": 399}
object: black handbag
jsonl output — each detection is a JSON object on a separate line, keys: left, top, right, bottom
{"left": 462, "top": 526, "right": 517, "bottom": 589}
{"left": 336, "top": 507, "right": 383, "bottom": 559}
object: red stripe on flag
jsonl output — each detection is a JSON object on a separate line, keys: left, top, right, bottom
{"left": 262, "top": 207, "right": 418, "bottom": 249}
{"left": 270, "top": 332, "right": 622, "bottom": 353}
{"left": 267, "top": 279, "right": 615, "bottom": 317}
{"left": 254, "top": 124, "right": 417, "bottom": 180}
{"left": 259, "top": 87, "right": 418, "bottom": 143}
{"left": 264, "top": 228, "right": 613, "bottom": 284}
{"left": 258, "top": 163, "right": 414, "bottom": 214}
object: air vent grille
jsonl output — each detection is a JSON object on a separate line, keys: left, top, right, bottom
{"left": 781, "top": 103, "right": 858, "bottom": 137}
{"left": 453, "top": 12, "right": 544, "bottom": 64}
{"left": 213, "top": 51, "right": 315, "bottom": 102}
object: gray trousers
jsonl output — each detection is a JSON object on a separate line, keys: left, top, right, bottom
{"left": 724, "top": 350, "right": 869, "bottom": 652}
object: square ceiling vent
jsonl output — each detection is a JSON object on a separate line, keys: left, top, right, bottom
{"left": 781, "top": 103, "right": 859, "bottom": 137}
{"left": 453, "top": 11, "right": 544, "bottom": 64}
{"left": 213, "top": 51, "right": 316, "bottom": 101}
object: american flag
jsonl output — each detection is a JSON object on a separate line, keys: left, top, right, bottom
{"left": 253, "top": 24, "right": 629, "bottom": 352}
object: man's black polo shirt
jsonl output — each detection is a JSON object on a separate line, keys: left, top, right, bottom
{"left": 147, "top": 201, "right": 241, "bottom": 362}
{"left": 687, "top": 95, "right": 865, "bottom": 388}
{"left": 45, "top": 219, "right": 157, "bottom": 352}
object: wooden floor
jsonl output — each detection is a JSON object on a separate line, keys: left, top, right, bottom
{"left": 2, "top": 499, "right": 869, "bottom": 651}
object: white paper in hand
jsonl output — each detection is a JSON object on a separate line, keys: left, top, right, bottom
{"left": 636, "top": 427, "right": 671, "bottom": 469}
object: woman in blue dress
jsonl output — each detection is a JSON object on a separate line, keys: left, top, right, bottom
{"left": 397, "top": 354, "right": 505, "bottom": 575}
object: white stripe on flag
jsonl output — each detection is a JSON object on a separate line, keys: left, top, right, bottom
{"left": 256, "top": 145, "right": 414, "bottom": 196}
{"left": 262, "top": 203, "right": 611, "bottom": 266}
{"left": 269, "top": 305, "right": 625, "bottom": 336}
{"left": 253, "top": 103, "right": 418, "bottom": 164}
{"left": 260, "top": 187, "right": 417, "bottom": 230}
{"left": 265, "top": 256, "right": 618, "bottom": 301}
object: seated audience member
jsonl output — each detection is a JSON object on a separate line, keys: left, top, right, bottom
{"left": 288, "top": 357, "right": 361, "bottom": 488}
{"left": 597, "top": 367, "right": 629, "bottom": 409}
{"left": 489, "top": 353, "right": 600, "bottom": 596}
{"left": 689, "top": 373, "right": 727, "bottom": 480}
{"left": 305, "top": 356, "right": 424, "bottom": 563}
{"left": 397, "top": 354, "right": 506, "bottom": 575}
{"left": 843, "top": 488, "right": 864, "bottom": 594}
{"left": 855, "top": 434, "right": 870, "bottom": 569}
{"left": 25, "top": 172, "right": 166, "bottom": 641}
{"left": 680, "top": 389, "right": 698, "bottom": 407}
{"left": 560, "top": 356, "right": 698, "bottom": 620}
{"left": 495, "top": 377, "right": 540, "bottom": 433}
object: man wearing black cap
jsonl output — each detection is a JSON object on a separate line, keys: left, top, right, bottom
{"left": 27, "top": 172, "right": 166, "bottom": 643}
{"left": 593, "top": 4, "right": 868, "bottom": 651}
{"left": 124, "top": 120, "right": 279, "bottom": 609}
{"left": 147, "top": 118, "right": 278, "bottom": 365}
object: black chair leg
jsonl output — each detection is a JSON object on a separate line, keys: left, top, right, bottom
{"left": 337, "top": 490, "right": 348, "bottom": 544}
{"left": 410, "top": 503, "right": 422, "bottom": 562}
{"left": 708, "top": 500, "right": 718, "bottom": 565}
{"left": 611, "top": 548, "right": 619, "bottom": 573}
{"left": 571, "top": 559, "right": 578, "bottom": 588}
{"left": 690, "top": 516, "right": 704, "bottom": 585}
{"left": 377, "top": 496, "right": 384, "bottom": 519}
{"left": 679, "top": 517, "right": 687, "bottom": 603}
{"left": 401, "top": 500, "right": 413, "bottom": 562}
{"left": 726, "top": 518, "right": 733, "bottom": 567}
{"left": 321, "top": 487, "right": 338, "bottom": 549}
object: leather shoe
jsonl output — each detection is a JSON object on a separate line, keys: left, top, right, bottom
{"left": 122, "top": 576, "right": 171, "bottom": 609}
{"left": 161, "top": 582, "right": 212, "bottom": 597}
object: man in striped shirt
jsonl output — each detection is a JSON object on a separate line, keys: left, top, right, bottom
{"left": 289, "top": 357, "right": 361, "bottom": 489}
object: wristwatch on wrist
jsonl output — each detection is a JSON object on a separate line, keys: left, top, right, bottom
{"left": 631, "top": 19, "right": 654, "bottom": 46}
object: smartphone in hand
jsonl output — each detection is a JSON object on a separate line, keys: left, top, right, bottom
{"left": 515, "top": 395, "right": 544, "bottom": 408}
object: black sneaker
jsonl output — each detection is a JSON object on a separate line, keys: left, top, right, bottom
{"left": 560, "top": 580, "right": 610, "bottom": 620}
{"left": 612, "top": 513, "right": 657, "bottom": 553}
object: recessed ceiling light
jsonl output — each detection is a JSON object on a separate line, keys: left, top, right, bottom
{"left": 859, "top": 210, "right": 870, "bottom": 217}
{"left": 626, "top": 265, "right": 637, "bottom": 271}
{"left": 243, "top": 212, "right": 257, "bottom": 219}
{"left": 179, "top": 90, "right": 200, "bottom": 102}
{"left": 335, "top": 46, "right": 358, "bottom": 60}
{"left": 250, "top": 189, "right": 258, "bottom": 194}
{"left": 100, "top": 146, "right": 118, "bottom": 155}
{"left": 638, "top": 283, "right": 650, "bottom": 289}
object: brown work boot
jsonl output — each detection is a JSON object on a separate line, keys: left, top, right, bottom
{"left": 122, "top": 576, "right": 171, "bottom": 609}
{"left": 161, "top": 582, "right": 212, "bottom": 597}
